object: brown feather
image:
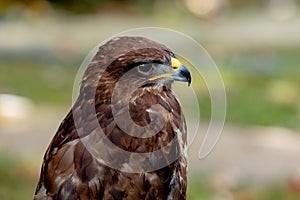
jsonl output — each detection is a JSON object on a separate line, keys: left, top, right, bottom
{"left": 34, "top": 36, "right": 187, "bottom": 200}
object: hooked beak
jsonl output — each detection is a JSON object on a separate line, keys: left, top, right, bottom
{"left": 171, "top": 58, "right": 191, "bottom": 86}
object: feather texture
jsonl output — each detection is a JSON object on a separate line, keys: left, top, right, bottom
{"left": 34, "top": 36, "right": 187, "bottom": 200}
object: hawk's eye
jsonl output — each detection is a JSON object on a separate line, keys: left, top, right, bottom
{"left": 137, "top": 63, "right": 153, "bottom": 75}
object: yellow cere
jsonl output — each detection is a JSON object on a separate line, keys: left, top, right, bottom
{"left": 171, "top": 57, "right": 181, "bottom": 71}
{"left": 148, "top": 57, "right": 182, "bottom": 81}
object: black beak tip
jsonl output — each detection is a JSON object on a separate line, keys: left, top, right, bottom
{"left": 184, "top": 70, "right": 191, "bottom": 87}
{"left": 179, "top": 64, "right": 191, "bottom": 87}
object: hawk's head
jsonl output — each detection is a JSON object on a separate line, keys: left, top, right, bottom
{"left": 81, "top": 36, "right": 191, "bottom": 100}
{"left": 74, "top": 36, "right": 190, "bottom": 152}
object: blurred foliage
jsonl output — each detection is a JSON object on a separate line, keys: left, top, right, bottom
{"left": 0, "top": 0, "right": 158, "bottom": 14}
{"left": 0, "top": 154, "right": 300, "bottom": 200}
{"left": 1, "top": 0, "right": 300, "bottom": 15}
{"left": 221, "top": 49, "right": 300, "bottom": 129}
{"left": 1, "top": 47, "right": 300, "bottom": 128}
{"left": 0, "top": 0, "right": 300, "bottom": 198}
{"left": 0, "top": 60, "right": 76, "bottom": 105}
{"left": 47, "top": 0, "right": 157, "bottom": 14}
{"left": 188, "top": 176, "right": 300, "bottom": 200}
{"left": 196, "top": 48, "right": 300, "bottom": 129}
{"left": 0, "top": 155, "right": 36, "bottom": 200}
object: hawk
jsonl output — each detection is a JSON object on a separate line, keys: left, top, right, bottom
{"left": 34, "top": 36, "right": 191, "bottom": 200}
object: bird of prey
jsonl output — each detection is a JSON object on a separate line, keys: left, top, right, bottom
{"left": 34, "top": 36, "right": 191, "bottom": 200}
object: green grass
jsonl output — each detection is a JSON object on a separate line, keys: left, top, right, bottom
{"left": 0, "top": 155, "right": 300, "bottom": 199}
{"left": 1, "top": 48, "right": 300, "bottom": 129}
{"left": 0, "top": 60, "right": 76, "bottom": 105}
{"left": 223, "top": 73, "right": 300, "bottom": 129}
{"left": 0, "top": 155, "right": 37, "bottom": 200}
{"left": 198, "top": 48, "right": 300, "bottom": 130}
{"left": 187, "top": 175, "right": 300, "bottom": 200}
{"left": 187, "top": 176, "right": 214, "bottom": 200}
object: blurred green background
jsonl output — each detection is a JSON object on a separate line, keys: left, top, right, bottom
{"left": 1, "top": 0, "right": 300, "bottom": 199}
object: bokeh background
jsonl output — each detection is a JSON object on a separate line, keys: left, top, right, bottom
{"left": 1, "top": 0, "right": 300, "bottom": 199}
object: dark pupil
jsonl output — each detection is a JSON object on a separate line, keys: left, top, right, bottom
{"left": 139, "top": 64, "right": 152, "bottom": 73}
